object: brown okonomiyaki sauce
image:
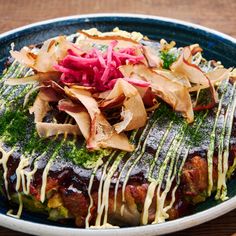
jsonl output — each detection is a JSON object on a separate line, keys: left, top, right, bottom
{"left": 1, "top": 111, "right": 236, "bottom": 227}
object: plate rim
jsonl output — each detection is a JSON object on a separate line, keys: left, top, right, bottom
{"left": 0, "top": 13, "right": 235, "bottom": 236}
{"left": 0, "top": 13, "right": 235, "bottom": 43}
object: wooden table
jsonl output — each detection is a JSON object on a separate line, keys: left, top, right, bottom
{"left": 0, "top": 0, "right": 235, "bottom": 235}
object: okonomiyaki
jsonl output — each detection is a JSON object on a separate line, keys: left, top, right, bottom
{"left": 0, "top": 28, "right": 235, "bottom": 228}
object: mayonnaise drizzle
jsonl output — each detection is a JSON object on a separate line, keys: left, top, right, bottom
{"left": 40, "top": 158, "right": 54, "bottom": 203}
{"left": 0, "top": 64, "right": 25, "bottom": 108}
{"left": 113, "top": 130, "right": 138, "bottom": 212}
{"left": 1, "top": 65, "right": 26, "bottom": 96}
{"left": 95, "top": 153, "right": 115, "bottom": 222}
{"left": 85, "top": 159, "right": 103, "bottom": 228}
{"left": 141, "top": 121, "right": 173, "bottom": 224}
{"left": 121, "top": 117, "right": 158, "bottom": 215}
{"left": 40, "top": 130, "right": 67, "bottom": 203}
{"left": 89, "top": 131, "right": 138, "bottom": 227}
{"left": 1, "top": 71, "right": 33, "bottom": 109}
{"left": 216, "top": 83, "right": 236, "bottom": 200}
{"left": 0, "top": 60, "right": 18, "bottom": 84}
{"left": 207, "top": 79, "right": 229, "bottom": 196}
{"left": 163, "top": 150, "right": 189, "bottom": 213}
{"left": 159, "top": 111, "right": 209, "bottom": 219}
{"left": 148, "top": 121, "right": 173, "bottom": 181}
{"left": 0, "top": 62, "right": 70, "bottom": 216}
{"left": 142, "top": 124, "right": 185, "bottom": 224}
{"left": 153, "top": 151, "right": 181, "bottom": 224}
{"left": 25, "top": 152, "right": 46, "bottom": 195}
{"left": 0, "top": 144, "right": 15, "bottom": 199}
{"left": 94, "top": 151, "right": 117, "bottom": 226}
{"left": 96, "top": 152, "right": 125, "bottom": 226}
{"left": 143, "top": 111, "right": 209, "bottom": 225}
{"left": 15, "top": 155, "right": 30, "bottom": 193}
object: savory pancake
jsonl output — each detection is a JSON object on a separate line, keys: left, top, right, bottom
{"left": 0, "top": 28, "right": 235, "bottom": 228}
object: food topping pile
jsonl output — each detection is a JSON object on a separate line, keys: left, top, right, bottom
{"left": 6, "top": 28, "right": 232, "bottom": 151}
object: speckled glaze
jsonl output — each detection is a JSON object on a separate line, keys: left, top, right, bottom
{"left": 0, "top": 13, "right": 235, "bottom": 236}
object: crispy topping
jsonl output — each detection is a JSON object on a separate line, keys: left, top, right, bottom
{"left": 7, "top": 28, "right": 233, "bottom": 152}
{"left": 36, "top": 122, "right": 81, "bottom": 138}
{"left": 120, "top": 64, "right": 194, "bottom": 123}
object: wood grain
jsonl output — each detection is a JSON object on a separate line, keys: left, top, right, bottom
{"left": 0, "top": 0, "right": 235, "bottom": 235}
{"left": 0, "top": 0, "right": 236, "bottom": 38}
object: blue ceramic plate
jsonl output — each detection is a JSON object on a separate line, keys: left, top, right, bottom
{"left": 0, "top": 14, "right": 235, "bottom": 236}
